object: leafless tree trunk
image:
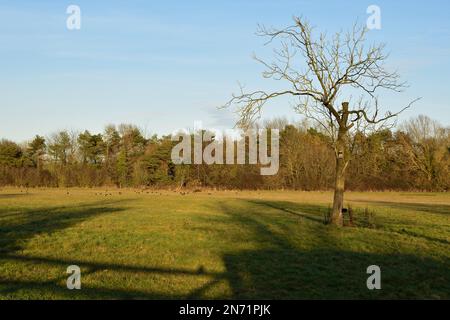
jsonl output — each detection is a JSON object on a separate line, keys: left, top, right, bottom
{"left": 331, "top": 103, "right": 350, "bottom": 224}
{"left": 224, "top": 17, "right": 419, "bottom": 226}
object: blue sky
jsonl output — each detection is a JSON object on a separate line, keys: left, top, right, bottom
{"left": 1, "top": 0, "right": 449, "bottom": 141}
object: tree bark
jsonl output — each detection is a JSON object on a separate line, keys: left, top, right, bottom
{"left": 331, "top": 103, "right": 350, "bottom": 226}
{"left": 331, "top": 151, "right": 346, "bottom": 226}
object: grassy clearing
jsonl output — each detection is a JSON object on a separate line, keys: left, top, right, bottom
{"left": 0, "top": 188, "right": 449, "bottom": 299}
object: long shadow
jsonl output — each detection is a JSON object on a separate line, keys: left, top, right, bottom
{"left": 2, "top": 254, "right": 221, "bottom": 278}
{"left": 0, "top": 278, "right": 178, "bottom": 299}
{"left": 396, "top": 229, "right": 450, "bottom": 245}
{"left": 247, "top": 199, "right": 325, "bottom": 224}
{"left": 349, "top": 199, "right": 450, "bottom": 245}
{"left": 0, "top": 199, "right": 130, "bottom": 254}
{"left": 0, "top": 254, "right": 223, "bottom": 299}
{"left": 0, "top": 198, "right": 226, "bottom": 299}
{"left": 1, "top": 197, "right": 449, "bottom": 299}
{"left": 213, "top": 199, "right": 450, "bottom": 299}
{"left": 352, "top": 200, "right": 450, "bottom": 216}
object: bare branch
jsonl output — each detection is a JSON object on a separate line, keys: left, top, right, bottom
{"left": 223, "top": 16, "right": 415, "bottom": 135}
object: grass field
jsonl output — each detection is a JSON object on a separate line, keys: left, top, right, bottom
{"left": 0, "top": 188, "right": 449, "bottom": 299}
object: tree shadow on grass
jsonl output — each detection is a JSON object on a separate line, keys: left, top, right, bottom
{"left": 211, "top": 200, "right": 450, "bottom": 299}
{"left": 221, "top": 247, "right": 450, "bottom": 299}
{"left": 0, "top": 200, "right": 130, "bottom": 254}
{"left": 247, "top": 199, "right": 325, "bottom": 224}
{"left": 0, "top": 254, "right": 225, "bottom": 299}
{"left": 346, "top": 199, "right": 450, "bottom": 246}
{"left": 0, "top": 198, "right": 226, "bottom": 299}
{"left": 1, "top": 198, "right": 449, "bottom": 299}
{"left": 352, "top": 200, "right": 450, "bottom": 216}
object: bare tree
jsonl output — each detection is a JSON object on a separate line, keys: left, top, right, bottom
{"left": 400, "top": 115, "right": 449, "bottom": 188}
{"left": 224, "top": 17, "right": 418, "bottom": 225}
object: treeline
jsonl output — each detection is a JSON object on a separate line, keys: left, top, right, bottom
{"left": 0, "top": 115, "right": 449, "bottom": 191}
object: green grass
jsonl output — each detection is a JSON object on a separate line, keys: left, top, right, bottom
{"left": 0, "top": 188, "right": 449, "bottom": 299}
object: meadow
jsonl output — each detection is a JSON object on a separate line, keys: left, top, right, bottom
{"left": 0, "top": 188, "right": 449, "bottom": 299}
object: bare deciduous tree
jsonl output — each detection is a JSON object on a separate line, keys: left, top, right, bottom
{"left": 400, "top": 115, "right": 449, "bottom": 188}
{"left": 224, "top": 17, "right": 419, "bottom": 225}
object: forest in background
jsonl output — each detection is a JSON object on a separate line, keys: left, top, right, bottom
{"left": 0, "top": 115, "right": 449, "bottom": 191}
